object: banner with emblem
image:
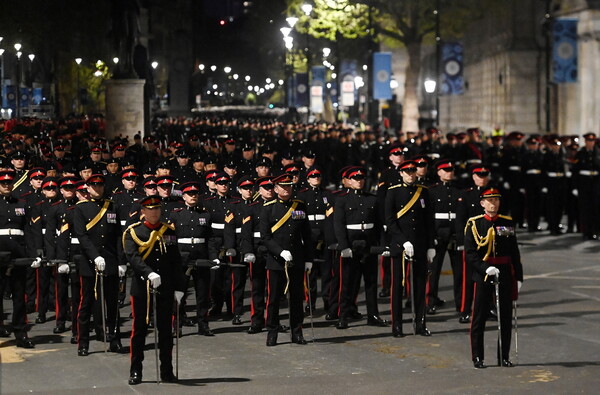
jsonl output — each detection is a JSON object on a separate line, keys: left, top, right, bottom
{"left": 311, "top": 66, "right": 326, "bottom": 114}
{"left": 294, "top": 72, "right": 309, "bottom": 107}
{"left": 441, "top": 42, "right": 464, "bottom": 95}
{"left": 340, "top": 59, "right": 357, "bottom": 106}
{"left": 552, "top": 18, "right": 578, "bottom": 83}
{"left": 373, "top": 52, "right": 392, "bottom": 100}
{"left": 19, "top": 87, "right": 30, "bottom": 109}
{"left": 3, "top": 85, "right": 16, "bottom": 109}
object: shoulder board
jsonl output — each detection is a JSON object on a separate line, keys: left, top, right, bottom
{"left": 338, "top": 191, "right": 349, "bottom": 196}
{"left": 249, "top": 201, "right": 261, "bottom": 207}
{"left": 498, "top": 215, "right": 513, "bottom": 221}
{"left": 229, "top": 199, "right": 241, "bottom": 204}
{"left": 204, "top": 196, "right": 216, "bottom": 201}
{"left": 21, "top": 191, "right": 32, "bottom": 197}
{"left": 388, "top": 183, "right": 403, "bottom": 190}
{"left": 466, "top": 187, "right": 475, "bottom": 192}
{"left": 124, "top": 222, "right": 142, "bottom": 233}
{"left": 35, "top": 200, "right": 45, "bottom": 206}
{"left": 113, "top": 191, "right": 123, "bottom": 195}
{"left": 76, "top": 200, "right": 88, "bottom": 205}
{"left": 466, "top": 214, "right": 485, "bottom": 223}
{"left": 332, "top": 190, "right": 342, "bottom": 195}
{"left": 67, "top": 206, "right": 77, "bottom": 211}
{"left": 431, "top": 182, "right": 441, "bottom": 188}
{"left": 298, "top": 188, "right": 309, "bottom": 193}
{"left": 173, "top": 208, "right": 184, "bottom": 212}
{"left": 263, "top": 200, "right": 277, "bottom": 206}
{"left": 51, "top": 200, "right": 62, "bottom": 206}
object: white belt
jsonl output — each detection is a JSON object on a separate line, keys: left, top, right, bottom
{"left": 178, "top": 238, "right": 205, "bottom": 245}
{"left": 508, "top": 166, "right": 521, "bottom": 171}
{"left": 466, "top": 159, "right": 482, "bottom": 164}
{"left": 0, "top": 229, "right": 25, "bottom": 236}
{"left": 211, "top": 223, "right": 225, "bottom": 229}
{"left": 308, "top": 214, "right": 326, "bottom": 221}
{"left": 435, "top": 213, "right": 456, "bottom": 220}
{"left": 71, "top": 238, "right": 79, "bottom": 244}
{"left": 120, "top": 220, "right": 126, "bottom": 226}
{"left": 253, "top": 232, "right": 261, "bottom": 238}
{"left": 579, "top": 170, "right": 599, "bottom": 176}
{"left": 235, "top": 228, "right": 242, "bottom": 233}
{"left": 547, "top": 172, "right": 564, "bottom": 178}
{"left": 346, "top": 223, "right": 374, "bottom": 230}
{"left": 526, "top": 169, "right": 542, "bottom": 175}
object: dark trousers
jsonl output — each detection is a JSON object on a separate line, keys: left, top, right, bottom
{"left": 130, "top": 292, "right": 174, "bottom": 376}
{"left": 210, "top": 265, "right": 232, "bottom": 314}
{"left": 459, "top": 251, "right": 474, "bottom": 315}
{"left": 9, "top": 266, "right": 28, "bottom": 339}
{"left": 390, "top": 257, "right": 405, "bottom": 331}
{"left": 230, "top": 265, "right": 247, "bottom": 316}
{"left": 545, "top": 179, "right": 567, "bottom": 233}
{"left": 427, "top": 237, "right": 461, "bottom": 310}
{"left": 26, "top": 266, "right": 36, "bottom": 311}
{"left": 70, "top": 272, "right": 81, "bottom": 336}
{"left": 470, "top": 269, "right": 513, "bottom": 361}
{"left": 78, "top": 274, "right": 118, "bottom": 348}
{"left": 525, "top": 181, "right": 542, "bottom": 231}
{"left": 248, "top": 257, "right": 266, "bottom": 327}
{"left": 380, "top": 255, "right": 391, "bottom": 290}
{"left": 37, "top": 266, "right": 53, "bottom": 315}
{"left": 265, "top": 266, "right": 304, "bottom": 334}
{"left": 391, "top": 253, "right": 427, "bottom": 331}
{"left": 328, "top": 251, "right": 341, "bottom": 317}
{"left": 181, "top": 266, "right": 211, "bottom": 324}
{"left": 55, "top": 272, "right": 70, "bottom": 325}
{"left": 339, "top": 251, "right": 379, "bottom": 319}
{"left": 306, "top": 247, "right": 333, "bottom": 310}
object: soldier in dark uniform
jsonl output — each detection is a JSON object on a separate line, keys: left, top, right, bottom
{"left": 203, "top": 172, "right": 238, "bottom": 317}
{"left": 455, "top": 166, "right": 494, "bottom": 323}
{"left": 500, "top": 132, "right": 526, "bottom": 227}
{"left": 0, "top": 169, "right": 42, "bottom": 347}
{"left": 385, "top": 160, "right": 435, "bottom": 337}
{"left": 171, "top": 148, "right": 195, "bottom": 183}
{"left": 244, "top": 176, "right": 275, "bottom": 334}
{"left": 169, "top": 181, "right": 218, "bottom": 336}
{"left": 573, "top": 133, "right": 600, "bottom": 240}
{"left": 521, "top": 137, "right": 544, "bottom": 232}
{"left": 9, "top": 150, "right": 31, "bottom": 198}
{"left": 333, "top": 166, "right": 387, "bottom": 330}
{"left": 427, "top": 160, "right": 461, "bottom": 314}
{"left": 465, "top": 188, "right": 523, "bottom": 368}
{"left": 73, "top": 174, "right": 123, "bottom": 356}
{"left": 296, "top": 167, "right": 334, "bottom": 314}
{"left": 155, "top": 175, "right": 184, "bottom": 217}
{"left": 260, "top": 173, "right": 313, "bottom": 346}
{"left": 542, "top": 135, "right": 568, "bottom": 235}
{"left": 123, "top": 195, "right": 186, "bottom": 385}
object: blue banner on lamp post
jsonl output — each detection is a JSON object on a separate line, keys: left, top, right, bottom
{"left": 552, "top": 18, "right": 578, "bottom": 83}
{"left": 373, "top": 52, "right": 392, "bottom": 100}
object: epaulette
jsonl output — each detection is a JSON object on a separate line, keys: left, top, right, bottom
{"left": 229, "top": 199, "right": 241, "bottom": 204}
{"left": 35, "top": 200, "right": 44, "bottom": 206}
{"left": 173, "top": 207, "right": 184, "bottom": 212}
{"left": 51, "top": 200, "right": 62, "bottom": 206}
{"left": 113, "top": 191, "right": 123, "bottom": 195}
{"left": 67, "top": 206, "right": 77, "bottom": 211}
{"left": 76, "top": 199, "right": 88, "bottom": 204}
{"left": 249, "top": 201, "right": 261, "bottom": 207}
{"left": 466, "top": 187, "right": 475, "bottom": 192}
{"left": 298, "top": 187, "right": 309, "bottom": 193}
{"left": 338, "top": 191, "right": 349, "bottom": 196}
{"left": 21, "top": 191, "right": 32, "bottom": 198}
{"left": 498, "top": 214, "right": 513, "bottom": 221}
{"left": 388, "top": 183, "right": 403, "bottom": 190}
{"left": 466, "top": 214, "right": 485, "bottom": 223}
{"left": 204, "top": 196, "right": 216, "bottom": 201}
{"left": 263, "top": 199, "right": 276, "bottom": 206}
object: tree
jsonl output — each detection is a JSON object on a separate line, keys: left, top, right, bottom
{"left": 286, "top": 0, "right": 494, "bottom": 131}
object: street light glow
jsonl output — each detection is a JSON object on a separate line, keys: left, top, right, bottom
{"left": 323, "top": 47, "right": 331, "bottom": 57}
{"left": 354, "top": 76, "right": 364, "bottom": 88}
{"left": 286, "top": 17, "right": 299, "bottom": 28}
{"left": 212, "top": 84, "right": 218, "bottom": 89}
{"left": 266, "top": 78, "right": 271, "bottom": 83}
{"left": 245, "top": 75, "right": 251, "bottom": 82}
{"left": 75, "top": 58, "right": 82, "bottom": 65}
{"left": 151, "top": 61, "right": 159, "bottom": 69}
{"left": 210, "top": 65, "right": 217, "bottom": 72}
{"left": 16, "top": 51, "right": 22, "bottom": 59}
{"left": 247, "top": 86, "right": 253, "bottom": 91}
{"left": 0, "top": 49, "right": 5, "bottom": 56}
{"left": 94, "top": 70, "right": 102, "bottom": 77}
{"left": 278, "top": 79, "right": 284, "bottom": 85}
{"left": 390, "top": 79, "right": 399, "bottom": 89}
{"left": 302, "top": 3, "right": 313, "bottom": 16}
{"left": 331, "top": 73, "right": 337, "bottom": 79}
{"left": 14, "top": 43, "right": 21, "bottom": 51}
{"left": 424, "top": 78, "right": 437, "bottom": 93}
{"left": 233, "top": 74, "right": 239, "bottom": 80}
{"left": 224, "top": 66, "right": 232, "bottom": 73}
{"left": 28, "top": 54, "right": 35, "bottom": 61}
{"left": 113, "top": 57, "right": 119, "bottom": 64}
{"left": 362, "top": 64, "right": 368, "bottom": 71}
{"left": 199, "top": 64, "right": 205, "bottom": 71}
{"left": 280, "top": 27, "right": 292, "bottom": 37}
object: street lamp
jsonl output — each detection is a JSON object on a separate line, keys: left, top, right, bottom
{"left": 424, "top": 78, "right": 437, "bottom": 93}
{"left": 75, "top": 58, "right": 82, "bottom": 114}
{"left": 210, "top": 65, "right": 217, "bottom": 72}
{"left": 14, "top": 44, "right": 22, "bottom": 119}
{"left": 224, "top": 66, "right": 231, "bottom": 74}
{"left": 323, "top": 47, "right": 331, "bottom": 58}
{"left": 199, "top": 64, "right": 205, "bottom": 72}
{"left": 286, "top": 17, "right": 298, "bottom": 28}
{"left": 301, "top": 3, "right": 313, "bottom": 16}
{"left": 151, "top": 61, "right": 158, "bottom": 69}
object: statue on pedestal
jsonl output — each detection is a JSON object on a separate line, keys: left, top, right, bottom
{"left": 109, "top": 0, "right": 141, "bottom": 79}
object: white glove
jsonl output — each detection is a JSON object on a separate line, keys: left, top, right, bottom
{"left": 402, "top": 241, "right": 414, "bottom": 257}
{"left": 503, "top": 181, "right": 510, "bottom": 190}
{"left": 519, "top": 188, "right": 526, "bottom": 194}
{"left": 381, "top": 250, "right": 391, "bottom": 257}
{"left": 517, "top": 281, "right": 523, "bottom": 293}
{"left": 118, "top": 265, "right": 127, "bottom": 277}
{"left": 541, "top": 187, "right": 548, "bottom": 194}
{"left": 572, "top": 189, "right": 578, "bottom": 197}
{"left": 305, "top": 262, "right": 313, "bottom": 272}
{"left": 243, "top": 253, "right": 256, "bottom": 263}
{"left": 427, "top": 248, "right": 436, "bottom": 262}
{"left": 31, "top": 257, "right": 42, "bottom": 268}
{"left": 148, "top": 272, "right": 161, "bottom": 288}
{"left": 457, "top": 245, "right": 465, "bottom": 251}
{"left": 174, "top": 291, "right": 184, "bottom": 304}
{"left": 340, "top": 248, "right": 353, "bottom": 258}
{"left": 280, "top": 250, "right": 293, "bottom": 262}
{"left": 58, "top": 263, "right": 70, "bottom": 274}
{"left": 485, "top": 266, "right": 500, "bottom": 277}
{"left": 94, "top": 256, "right": 106, "bottom": 272}
{"left": 211, "top": 259, "right": 221, "bottom": 269}
{"left": 225, "top": 248, "right": 237, "bottom": 257}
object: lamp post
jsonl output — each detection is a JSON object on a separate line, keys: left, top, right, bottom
{"left": 14, "top": 43, "right": 22, "bottom": 119}
{"left": 302, "top": 2, "right": 313, "bottom": 122}
{"left": 424, "top": 78, "right": 437, "bottom": 124}
{"left": 281, "top": 27, "right": 293, "bottom": 110}
{"left": 75, "top": 58, "right": 82, "bottom": 114}
{"left": 434, "top": 0, "right": 441, "bottom": 126}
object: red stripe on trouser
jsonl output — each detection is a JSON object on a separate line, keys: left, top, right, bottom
{"left": 249, "top": 262, "right": 255, "bottom": 319}
{"left": 460, "top": 251, "right": 468, "bottom": 312}
{"left": 405, "top": 262, "right": 411, "bottom": 296}
{"left": 231, "top": 271, "right": 235, "bottom": 314}
{"left": 337, "top": 256, "right": 343, "bottom": 317}
{"left": 379, "top": 256, "right": 384, "bottom": 287}
{"left": 304, "top": 272, "right": 308, "bottom": 303}
{"left": 265, "top": 270, "right": 271, "bottom": 324}
{"left": 390, "top": 257, "right": 395, "bottom": 327}
{"left": 425, "top": 276, "right": 431, "bottom": 306}
{"left": 77, "top": 276, "right": 84, "bottom": 346}
{"left": 54, "top": 270, "right": 59, "bottom": 321}
{"left": 130, "top": 296, "right": 135, "bottom": 362}
{"left": 36, "top": 268, "right": 40, "bottom": 311}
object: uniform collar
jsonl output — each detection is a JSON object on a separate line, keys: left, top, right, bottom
{"left": 484, "top": 214, "right": 498, "bottom": 222}
{"left": 144, "top": 220, "right": 162, "bottom": 230}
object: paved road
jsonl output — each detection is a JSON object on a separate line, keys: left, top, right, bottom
{"left": 1, "top": 230, "right": 599, "bottom": 394}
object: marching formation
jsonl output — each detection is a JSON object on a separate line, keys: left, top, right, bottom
{"left": 3, "top": 114, "right": 596, "bottom": 382}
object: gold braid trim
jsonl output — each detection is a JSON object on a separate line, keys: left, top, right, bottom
{"left": 469, "top": 220, "right": 495, "bottom": 262}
